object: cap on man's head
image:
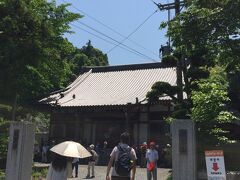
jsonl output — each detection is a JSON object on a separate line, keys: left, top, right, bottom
{"left": 90, "top": 144, "right": 94, "bottom": 149}
{"left": 150, "top": 142, "right": 155, "bottom": 146}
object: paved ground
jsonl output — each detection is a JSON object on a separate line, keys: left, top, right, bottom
{"left": 70, "top": 165, "right": 171, "bottom": 180}
{"left": 33, "top": 163, "right": 171, "bottom": 180}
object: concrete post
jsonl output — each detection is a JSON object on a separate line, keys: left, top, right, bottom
{"left": 172, "top": 119, "right": 196, "bottom": 180}
{"left": 6, "top": 122, "right": 35, "bottom": 180}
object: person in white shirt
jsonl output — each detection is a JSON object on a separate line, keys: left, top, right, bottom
{"left": 106, "top": 132, "right": 137, "bottom": 180}
{"left": 146, "top": 142, "right": 159, "bottom": 180}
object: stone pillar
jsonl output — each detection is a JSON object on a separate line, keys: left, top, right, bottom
{"left": 172, "top": 119, "right": 196, "bottom": 180}
{"left": 6, "top": 122, "right": 35, "bottom": 180}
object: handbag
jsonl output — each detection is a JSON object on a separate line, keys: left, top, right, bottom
{"left": 148, "top": 162, "right": 155, "bottom": 171}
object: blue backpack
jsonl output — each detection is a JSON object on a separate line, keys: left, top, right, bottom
{"left": 114, "top": 145, "right": 133, "bottom": 176}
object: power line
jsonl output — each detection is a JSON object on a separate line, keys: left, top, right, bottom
{"left": 71, "top": 24, "right": 117, "bottom": 47}
{"left": 61, "top": 0, "right": 159, "bottom": 58}
{"left": 62, "top": 0, "right": 124, "bottom": 37}
{"left": 107, "top": 10, "right": 158, "bottom": 54}
{"left": 71, "top": 23, "right": 157, "bottom": 61}
{"left": 75, "top": 21, "right": 157, "bottom": 62}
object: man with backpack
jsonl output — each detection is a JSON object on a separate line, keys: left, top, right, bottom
{"left": 106, "top": 132, "right": 137, "bottom": 180}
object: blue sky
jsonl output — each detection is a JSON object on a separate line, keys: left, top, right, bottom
{"left": 58, "top": 0, "right": 172, "bottom": 65}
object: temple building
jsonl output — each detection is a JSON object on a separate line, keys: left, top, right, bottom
{"left": 40, "top": 62, "right": 181, "bottom": 148}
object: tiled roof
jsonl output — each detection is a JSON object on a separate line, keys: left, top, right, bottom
{"left": 40, "top": 62, "right": 183, "bottom": 107}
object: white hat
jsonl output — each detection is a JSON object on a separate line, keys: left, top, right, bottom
{"left": 90, "top": 144, "right": 94, "bottom": 149}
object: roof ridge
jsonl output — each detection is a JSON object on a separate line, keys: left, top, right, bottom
{"left": 80, "top": 62, "right": 174, "bottom": 73}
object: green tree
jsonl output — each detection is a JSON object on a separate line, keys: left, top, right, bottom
{"left": 191, "top": 67, "right": 236, "bottom": 144}
{"left": 0, "top": 0, "right": 109, "bottom": 165}
{"left": 0, "top": 118, "right": 9, "bottom": 162}
{"left": 166, "top": 0, "right": 240, "bottom": 73}
{"left": 0, "top": 0, "right": 81, "bottom": 108}
{"left": 147, "top": 0, "right": 239, "bottom": 144}
{"left": 70, "top": 40, "right": 108, "bottom": 75}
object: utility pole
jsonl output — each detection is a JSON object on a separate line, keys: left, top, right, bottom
{"left": 175, "top": 0, "right": 181, "bottom": 14}
{"left": 175, "top": 0, "right": 184, "bottom": 101}
{"left": 153, "top": 0, "right": 184, "bottom": 101}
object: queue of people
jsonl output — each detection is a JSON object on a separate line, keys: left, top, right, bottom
{"left": 46, "top": 142, "right": 99, "bottom": 180}
{"left": 44, "top": 132, "right": 163, "bottom": 180}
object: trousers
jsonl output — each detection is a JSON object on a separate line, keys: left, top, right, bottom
{"left": 87, "top": 161, "right": 95, "bottom": 176}
{"left": 147, "top": 167, "right": 157, "bottom": 180}
{"left": 72, "top": 162, "right": 78, "bottom": 177}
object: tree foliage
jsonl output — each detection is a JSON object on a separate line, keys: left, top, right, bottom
{"left": 161, "top": 55, "right": 177, "bottom": 66}
{"left": 0, "top": 0, "right": 109, "bottom": 162}
{"left": 0, "top": 0, "right": 81, "bottom": 104}
{"left": 191, "top": 67, "right": 236, "bottom": 144}
{"left": 166, "top": 0, "right": 240, "bottom": 71}
{"left": 148, "top": 0, "right": 240, "bottom": 144}
{"left": 0, "top": 118, "right": 9, "bottom": 161}
{"left": 70, "top": 40, "right": 108, "bottom": 76}
{"left": 0, "top": 0, "right": 108, "bottom": 106}
{"left": 146, "top": 82, "right": 179, "bottom": 102}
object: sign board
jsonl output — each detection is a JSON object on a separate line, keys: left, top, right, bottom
{"left": 205, "top": 150, "right": 226, "bottom": 180}
{"left": 179, "top": 129, "right": 188, "bottom": 154}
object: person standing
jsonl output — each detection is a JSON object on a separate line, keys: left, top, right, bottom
{"left": 42, "top": 143, "right": 49, "bottom": 163}
{"left": 72, "top": 158, "right": 79, "bottom": 178}
{"left": 140, "top": 142, "right": 147, "bottom": 168}
{"left": 146, "top": 142, "right": 159, "bottom": 180}
{"left": 106, "top": 132, "right": 137, "bottom": 180}
{"left": 86, "top": 144, "right": 98, "bottom": 178}
{"left": 46, "top": 153, "right": 68, "bottom": 180}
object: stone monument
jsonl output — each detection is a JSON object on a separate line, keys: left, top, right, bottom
{"left": 172, "top": 119, "right": 196, "bottom": 180}
{"left": 6, "top": 121, "right": 35, "bottom": 180}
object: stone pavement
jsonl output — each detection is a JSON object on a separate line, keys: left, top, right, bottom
{"left": 70, "top": 165, "right": 171, "bottom": 180}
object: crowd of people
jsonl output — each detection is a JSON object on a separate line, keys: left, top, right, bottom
{"left": 46, "top": 143, "right": 99, "bottom": 180}
{"left": 44, "top": 132, "right": 166, "bottom": 180}
{"left": 33, "top": 140, "right": 109, "bottom": 165}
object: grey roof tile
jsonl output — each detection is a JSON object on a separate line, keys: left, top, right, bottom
{"left": 40, "top": 63, "right": 185, "bottom": 107}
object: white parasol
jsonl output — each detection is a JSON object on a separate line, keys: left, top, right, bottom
{"left": 50, "top": 141, "right": 91, "bottom": 158}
